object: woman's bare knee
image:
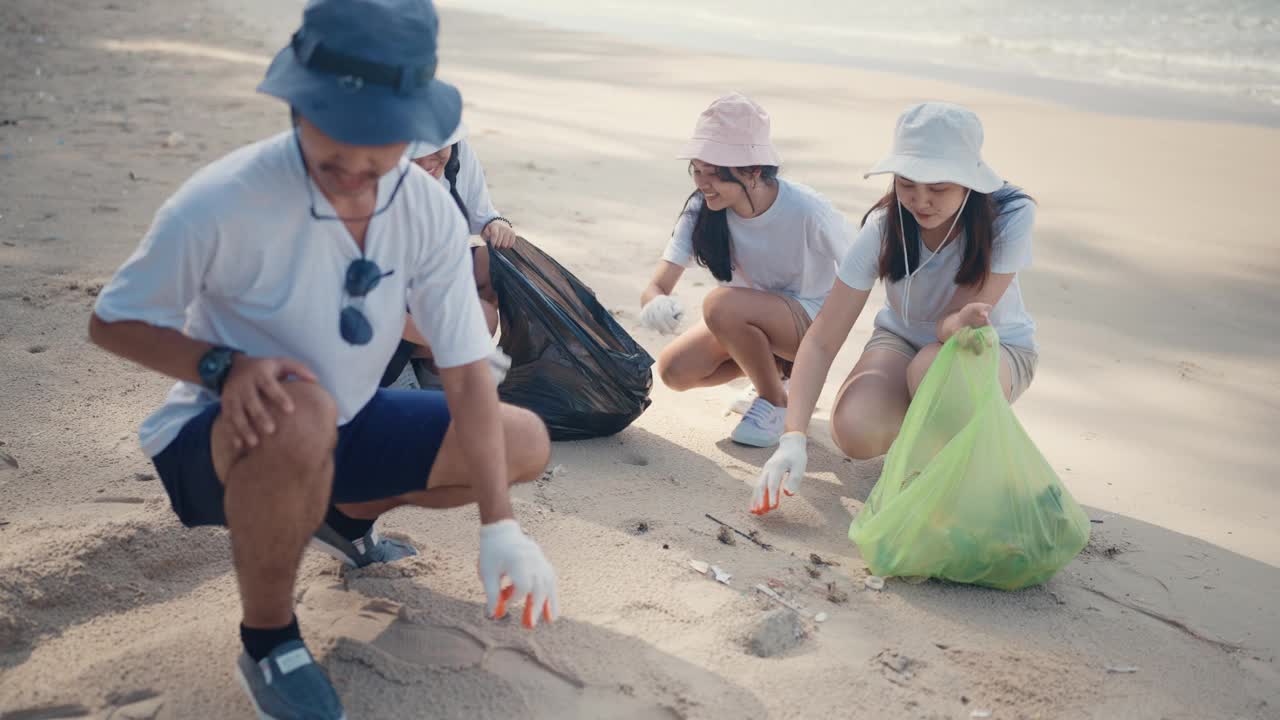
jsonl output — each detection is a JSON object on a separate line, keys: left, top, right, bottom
{"left": 831, "top": 420, "right": 895, "bottom": 460}
{"left": 906, "top": 343, "right": 941, "bottom": 395}
{"left": 701, "top": 287, "right": 744, "bottom": 335}
{"left": 832, "top": 388, "right": 902, "bottom": 458}
{"left": 657, "top": 352, "right": 696, "bottom": 391}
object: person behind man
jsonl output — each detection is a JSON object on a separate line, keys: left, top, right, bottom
{"left": 88, "top": 1, "right": 558, "bottom": 717}
{"left": 385, "top": 122, "right": 516, "bottom": 389}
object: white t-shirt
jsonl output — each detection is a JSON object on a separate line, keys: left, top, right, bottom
{"left": 441, "top": 139, "right": 499, "bottom": 242}
{"left": 836, "top": 192, "right": 1038, "bottom": 351}
{"left": 94, "top": 131, "right": 494, "bottom": 457}
{"left": 662, "top": 179, "right": 851, "bottom": 319}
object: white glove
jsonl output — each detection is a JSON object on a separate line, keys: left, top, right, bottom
{"left": 478, "top": 519, "right": 558, "bottom": 628}
{"left": 751, "top": 432, "right": 807, "bottom": 515}
{"left": 639, "top": 295, "right": 684, "bottom": 335}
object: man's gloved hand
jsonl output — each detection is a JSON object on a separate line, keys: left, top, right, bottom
{"left": 479, "top": 519, "right": 558, "bottom": 629}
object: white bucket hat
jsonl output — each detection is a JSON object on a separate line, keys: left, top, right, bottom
{"left": 865, "top": 102, "right": 1003, "bottom": 193}
{"left": 408, "top": 121, "right": 467, "bottom": 159}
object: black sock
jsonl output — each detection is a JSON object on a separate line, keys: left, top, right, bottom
{"left": 323, "top": 505, "right": 375, "bottom": 542}
{"left": 240, "top": 615, "right": 301, "bottom": 662}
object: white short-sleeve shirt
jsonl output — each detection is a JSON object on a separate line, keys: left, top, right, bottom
{"left": 662, "top": 179, "right": 852, "bottom": 319}
{"left": 440, "top": 139, "right": 500, "bottom": 242}
{"left": 94, "top": 131, "right": 494, "bottom": 457}
{"left": 836, "top": 191, "right": 1038, "bottom": 350}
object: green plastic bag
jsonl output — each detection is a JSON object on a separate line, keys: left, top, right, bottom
{"left": 848, "top": 326, "right": 1089, "bottom": 590}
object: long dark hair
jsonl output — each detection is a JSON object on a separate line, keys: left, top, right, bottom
{"left": 678, "top": 163, "right": 780, "bottom": 282}
{"left": 862, "top": 182, "right": 1033, "bottom": 288}
{"left": 443, "top": 142, "right": 467, "bottom": 219}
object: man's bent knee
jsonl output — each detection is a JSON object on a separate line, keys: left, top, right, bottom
{"left": 503, "top": 404, "right": 550, "bottom": 482}
{"left": 256, "top": 382, "right": 338, "bottom": 468}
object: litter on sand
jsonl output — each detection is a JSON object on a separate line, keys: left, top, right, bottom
{"left": 754, "top": 583, "right": 804, "bottom": 614}
{"left": 705, "top": 513, "right": 772, "bottom": 550}
{"left": 688, "top": 559, "right": 710, "bottom": 575}
{"left": 1105, "top": 665, "right": 1139, "bottom": 674}
{"left": 864, "top": 575, "right": 886, "bottom": 591}
{"left": 711, "top": 565, "right": 733, "bottom": 585}
{"left": 970, "top": 710, "right": 993, "bottom": 719}
{"left": 717, "top": 525, "right": 737, "bottom": 546}
{"left": 814, "top": 612, "right": 829, "bottom": 623}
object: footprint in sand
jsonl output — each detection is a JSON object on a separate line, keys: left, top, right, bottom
{"left": 104, "top": 690, "right": 164, "bottom": 720}
{"left": 0, "top": 704, "right": 93, "bottom": 720}
{"left": 618, "top": 453, "right": 649, "bottom": 467}
{"left": 1176, "top": 360, "right": 1221, "bottom": 381}
{"left": 92, "top": 496, "right": 146, "bottom": 505}
{"left": 309, "top": 588, "right": 679, "bottom": 719}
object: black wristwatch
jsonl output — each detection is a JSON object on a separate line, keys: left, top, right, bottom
{"left": 197, "top": 346, "right": 239, "bottom": 394}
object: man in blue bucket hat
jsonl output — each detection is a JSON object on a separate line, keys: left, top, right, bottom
{"left": 88, "top": 0, "right": 558, "bottom": 716}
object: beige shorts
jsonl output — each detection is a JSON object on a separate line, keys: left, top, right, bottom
{"left": 864, "top": 327, "right": 1039, "bottom": 402}
{"left": 775, "top": 294, "right": 814, "bottom": 378}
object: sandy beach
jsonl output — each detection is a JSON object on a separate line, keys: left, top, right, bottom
{"left": 2, "top": 0, "right": 1278, "bottom": 718}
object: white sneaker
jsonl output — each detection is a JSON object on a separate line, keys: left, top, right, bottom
{"left": 729, "top": 379, "right": 788, "bottom": 416}
{"left": 730, "top": 397, "right": 786, "bottom": 447}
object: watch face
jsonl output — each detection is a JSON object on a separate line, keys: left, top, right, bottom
{"left": 199, "top": 349, "right": 230, "bottom": 389}
{"left": 199, "top": 355, "right": 218, "bottom": 374}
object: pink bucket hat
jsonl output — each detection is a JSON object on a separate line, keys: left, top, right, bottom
{"left": 677, "top": 93, "right": 781, "bottom": 168}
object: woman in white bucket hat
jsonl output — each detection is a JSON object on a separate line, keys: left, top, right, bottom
{"left": 385, "top": 122, "right": 517, "bottom": 389}
{"left": 639, "top": 93, "right": 853, "bottom": 448}
{"left": 750, "top": 101, "right": 1039, "bottom": 515}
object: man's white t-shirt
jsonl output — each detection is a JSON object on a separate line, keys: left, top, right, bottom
{"left": 662, "top": 179, "right": 851, "bottom": 319}
{"left": 94, "top": 131, "right": 495, "bottom": 457}
{"left": 442, "top": 139, "right": 499, "bottom": 242}
{"left": 836, "top": 193, "right": 1038, "bottom": 351}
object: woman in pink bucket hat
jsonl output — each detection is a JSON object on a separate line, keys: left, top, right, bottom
{"left": 639, "top": 93, "right": 852, "bottom": 448}
{"left": 751, "top": 101, "right": 1039, "bottom": 515}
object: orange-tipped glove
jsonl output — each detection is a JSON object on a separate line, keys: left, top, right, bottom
{"left": 479, "top": 519, "right": 558, "bottom": 628}
{"left": 751, "top": 431, "right": 807, "bottom": 515}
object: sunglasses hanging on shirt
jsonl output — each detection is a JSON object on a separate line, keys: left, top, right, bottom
{"left": 340, "top": 258, "right": 394, "bottom": 345}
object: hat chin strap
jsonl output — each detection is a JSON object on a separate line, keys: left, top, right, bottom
{"left": 897, "top": 189, "right": 970, "bottom": 325}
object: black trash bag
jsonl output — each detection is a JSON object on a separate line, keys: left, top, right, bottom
{"left": 488, "top": 237, "right": 654, "bottom": 441}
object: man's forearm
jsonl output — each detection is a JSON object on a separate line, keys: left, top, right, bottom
{"left": 89, "top": 314, "right": 213, "bottom": 384}
{"left": 440, "top": 360, "right": 511, "bottom": 524}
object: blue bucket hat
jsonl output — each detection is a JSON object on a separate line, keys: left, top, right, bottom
{"left": 257, "top": 0, "right": 461, "bottom": 148}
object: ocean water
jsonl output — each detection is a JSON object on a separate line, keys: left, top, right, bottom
{"left": 441, "top": 0, "right": 1280, "bottom": 126}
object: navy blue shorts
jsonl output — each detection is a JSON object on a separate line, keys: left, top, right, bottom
{"left": 152, "top": 389, "right": 452, "bottom": 527}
